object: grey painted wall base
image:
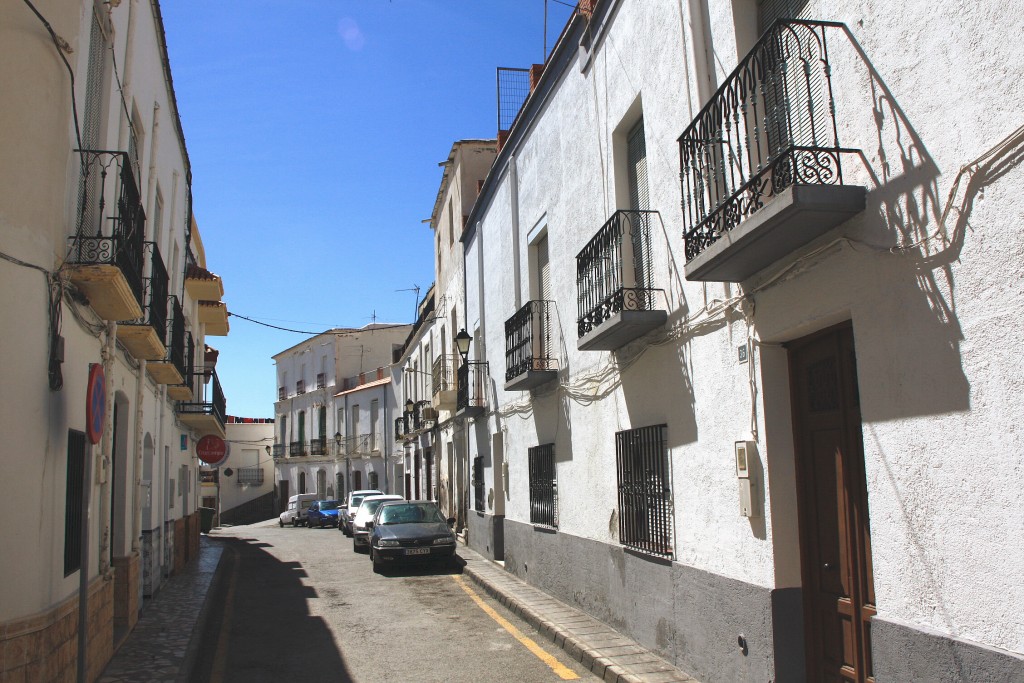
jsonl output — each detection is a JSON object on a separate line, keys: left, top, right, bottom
{"left": 467, "top": 511, "right": 504, "bottom": 561}
{"left": 502, "top": 519, "right": 786, "bottom": 683}
{"left": 871, "top": 616, "right": 1024, "bottom": 683}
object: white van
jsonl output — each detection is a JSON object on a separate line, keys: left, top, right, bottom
{"left": 279, "top": 493, "right": 319, "bottom": 527}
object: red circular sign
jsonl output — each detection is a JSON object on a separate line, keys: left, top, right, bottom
{"left": 196, "top": 435, "right": 228, "bottom": 466}
{"left": 86, "top": 364, "right": 106, "bottom": 445}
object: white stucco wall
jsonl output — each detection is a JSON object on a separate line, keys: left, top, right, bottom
{"left": 463, "top": 0, "right": 1024, "bottom": 657}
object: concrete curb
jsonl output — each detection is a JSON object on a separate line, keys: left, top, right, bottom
{"left": 175, "top": 537, "right": 229, "bottom": 683}
{"left": 462, "top": 560, "right": 696, "bottom": 683}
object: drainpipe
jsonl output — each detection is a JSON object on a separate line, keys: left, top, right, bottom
{"left": 131, "top": 358, "right": 146, "bottom": 553}
{"left": 99, "top": 322, "right": 117, "bottom": 574}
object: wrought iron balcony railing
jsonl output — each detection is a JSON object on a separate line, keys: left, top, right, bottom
{"left": 432, "top": 354, "right": 456, "bottom": 395}
{"left": 309, "top": 437, "right": 326, "bottom": 456}
{"left": 679, "top": 20, "right": 859, "bottom": 269}
{"left": 343, "top": 433, "right": 381, "bottom": 457}
{"left": 118, "top": 242, "right": 169, "bottom": 359}
{"left": 65, "top": 150, "right": 147, "bottom": 318}
{"left": 272, "top": 444, "right": 286, "bottom": 458}
{"left": 505, "top": 300, "right": 557, "bottom": 388}
{"left": 316, "top": 372, "right": 327, "bottom": 389}
{"left": 167, "top": 296, "right": 186, "bottom": 377}
{"left": 177, "top": 368, "right": 226, "bottom": 431}
{"left": 289, "top": 441, "right": 307, "bottom": 457}
{"left": 296, "top": 379, "right": 305, "bottom": 395}
{"left": 576, "top": 210, "right": 666, "bottom": 347}
{"left": 457, "top": 361, "right": 489, "bottom": 417}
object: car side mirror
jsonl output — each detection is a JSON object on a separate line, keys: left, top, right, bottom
{"left": 447, "top": 518, "right": 456, "bottom": 527}
{"left": 366, "top": 521, "right": 374, "bottom": 529}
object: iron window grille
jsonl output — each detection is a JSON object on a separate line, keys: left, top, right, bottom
{"left": 473, "top": 456, "right": 485, "bottom": 513}
{"left": 679, "top": 19, "right": 855, "bottom": 263}
{"left": 576, "top": 210, "right": 663, "bottom": 338}
{"left": 615, "top": 424, "right": 673, "bottom": 558}
{"left": 296, "top": 379, "right": 305, "bottom": 395}
{"left": 64, "top": 430, "right": 87, "bottom": 576}
{"left": 528, "top": 444, "right": 557, "bottom": 528}
{"left": 316, "top": 372, "right": 326, "bottom": 389}
{"left": 278, "top": 386, "right": 287, "bottom": 401}
{"left": 237, "top": 467, "right": 264, "bottom": 486}
{"left": 505, "top": 300, "right": 558, "bottom": 382}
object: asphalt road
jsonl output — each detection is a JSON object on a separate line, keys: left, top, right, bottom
{"left": 194, "top": 520, "right": 598, "bottom": 683}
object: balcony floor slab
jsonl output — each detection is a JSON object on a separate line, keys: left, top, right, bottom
{"left": 685, "top": 183, "right": 866, "bottom": 282}
{"left": 504, "top": 369, "right": 558, "bottom": 392}
{"left": 578, "top": 310, "right": 667, "bottom": 351}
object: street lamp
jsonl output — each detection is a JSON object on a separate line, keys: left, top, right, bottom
{"left": 455, "top": 328, "right": 472, "bottom": 361}
{"left": 405, "top": 398, "right": 415, "bottom": 414}
{"left": 333, "top": 431, "right": 342, "bottom": 454}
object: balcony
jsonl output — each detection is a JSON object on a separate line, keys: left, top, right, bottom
{"left": 577, "top": 210, "right": 667, "bottom": 351}
{"left": 64, "top": 150, "right": 146, "bottom": 321}
{"left": 679, "top": 19, "right": 865, "bottom": 282}
{"left": 271, "top": 444, "right": 286, "bottom": 458}
{"left": 310, "top": 438, "right": 326, "bottom": 456}
{"left": 176, "top": 369, "right": 226, "bottom": 437}
{"left": 316, "top": 372, "right": 327, "bottom": 389}
{"left": 149, "top": 295, "right": 186, "bottom": 385}
{"left": 504, "top": 300, "right": 557, "bottom": 391}
{"left": 167, "top": 331, "right": 195, "bottom": 400}
{"left": 118, "top": 243, "right": 169, "bottom": 361}
{"left": 289, "top": 441, "right": 307, "bottom": 457}
{"left": 343, "top": 433, "right": 380, "bottom": 458}
{"left": 184, "top": 251, "right": 224, "bottom": 301}
{"left": 457, "top": 361, "right": 488, "bottom": 419}
{"left": 432, "top": 354, "right": 457, "bottom": 410}
{"left": 199, "top": 300, "right": 229, "bottom": 336}
{"left": 277, "top": 386, "right": 287, "bottom": 401}
{"left": 295, "top": 379, "right": 306, "bottom": 395}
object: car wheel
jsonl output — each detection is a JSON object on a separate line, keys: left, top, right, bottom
{"left": 352, "top": 538, "right": 358, "bottom": 553}
{"left": 279, "top": 519, "right": 283, "bottom": 527}
{"left": 292, "top": 518, "right": 298, "bottom": 527}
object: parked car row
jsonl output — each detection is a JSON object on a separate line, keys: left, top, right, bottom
{"left": 278, "top": 491, "right": 459, "bottom": 573}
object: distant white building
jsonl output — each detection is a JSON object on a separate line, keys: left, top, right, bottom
{"left": 200, "top": 417, "right": 275, "bottom": 526}
{"left": 457, "top": 1, "right": 1024, "bottom": 682}
{"left": 272, "top": 324, "right": 410, "bottom": 504}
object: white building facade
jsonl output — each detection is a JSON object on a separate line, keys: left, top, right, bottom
{"left": 459, "top": 1, "right": 1024, "bottom": 682}
{"left": 272, "top": 324, "right": 410, "bottom": 504}
{"left": 1, "top": 1, "right": 230, "bottom": 679}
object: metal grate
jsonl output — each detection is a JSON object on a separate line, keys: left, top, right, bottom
{"left": 497, "top": 67, "right": 531, "bottom": 132}
{"left": 616, "top": 424, "right": 672, "bottom": 557}
{"left": 505, "top": 300, "right": 557, "bottom": 382}
{"left": 528, "top": 444, "right": 557, "bottom": 527}
{"left": 64, "top": 430, "right": 87, "bottom": 576}
{"left": 237, "top": 467, "right": 264, "bottom": 486}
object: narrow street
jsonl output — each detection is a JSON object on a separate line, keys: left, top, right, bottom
{"left": 194, "top": 522, "right": 597, "bottom": 683}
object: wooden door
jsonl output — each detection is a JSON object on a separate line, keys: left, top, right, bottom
{"left": 789, "top": 323, "right": 876, "bottom": 683}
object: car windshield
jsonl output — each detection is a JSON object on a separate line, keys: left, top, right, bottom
{"left": 350, "top": 496, "right": 367, "bottom": 509}
{"left": 377, "top": 503, "right": 446, "bottom": 525}
{"left": 319, "top": 501, "right": 340, "bottom": 510}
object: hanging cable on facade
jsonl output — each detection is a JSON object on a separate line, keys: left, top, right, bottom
{"left": 20, "top": 0, "right": 83, "bottom": 153}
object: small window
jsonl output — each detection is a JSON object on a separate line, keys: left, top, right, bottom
{"left": 528, "top": 444, "right": 557, "bottom": 527}
{"left": 615, "top": 424, "right": 673, "bottom": 557}
{"left": 368, "top": 471, "right": 379, "bottom": 490}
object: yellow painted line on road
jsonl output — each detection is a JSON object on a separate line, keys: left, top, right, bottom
{"left": 452, "top": 574, "right": 579, "bottom": 680}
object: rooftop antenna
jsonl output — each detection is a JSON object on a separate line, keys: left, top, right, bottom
{"left": 395, "top": 284, "right": 421, "bottom": 322}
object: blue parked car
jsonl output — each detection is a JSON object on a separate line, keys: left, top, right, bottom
{"left": 305, "top": 499, "right": 341, "bottom": 528}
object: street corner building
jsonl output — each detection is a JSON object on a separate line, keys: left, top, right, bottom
{"left": 435, "top": 1, "right": 1024, "bottom": 682}
{"left": 1, "top": 1, "right": 232, "bottom": 680}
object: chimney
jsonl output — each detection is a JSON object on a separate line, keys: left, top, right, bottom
{"left": 529, "top": 63, "right": 546, "bottom": 93}
{"left": 579, "top": 0, "right": 596, "bottom": 19}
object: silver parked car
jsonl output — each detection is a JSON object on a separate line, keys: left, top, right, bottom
{"left": 351, "top": 495, "right": 403, "bottom": 552}
{"left": 339, "top": 489, "right": 383, "bottom": 536}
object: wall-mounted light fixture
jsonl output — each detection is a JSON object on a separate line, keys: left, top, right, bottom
{"left": 455, "top": 328, "right": 472, "bottom": 361}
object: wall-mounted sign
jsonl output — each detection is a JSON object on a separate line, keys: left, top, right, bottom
{"left": 86, "top": 364, "right": 105, "bottom": 445}
{"left": 180, "top": 434, "right": 188, "bottom": 451}
{"left": 196, "top": 435, "right": 229, "bottom": 467}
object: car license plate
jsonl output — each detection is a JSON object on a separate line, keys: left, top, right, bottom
{"left": 406, "top": 547, "right": 430, "bottom": 555}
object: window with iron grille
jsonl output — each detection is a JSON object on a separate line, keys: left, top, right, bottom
{"left": 237, "top": 467, "right": 264, "bottom": 486}
{"left": 616, "top": 424, "right": 672, "bottom": 558}
{"left": 528, "top": 444, "right": 557, "bottom": 527}
{"left": 473, "top": 456, "right": 485, "bottom": 513}
{"left": 64, "top": 430, "right": 87, "bottom": 576}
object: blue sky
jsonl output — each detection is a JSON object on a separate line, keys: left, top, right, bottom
{"left": 161, "top": 1, "right": 574, "bottom": 418}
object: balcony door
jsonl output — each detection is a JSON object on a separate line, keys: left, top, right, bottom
{"left": 533, "top": 236, "right": 552, "bottom": 369}
{"left": 757, "top": 0, "right": 818, "bottom": 158}
{"left": 789, "top": 323, "right": 875, "bottom": 683}
{"left": 626, "top": 118, "right": 652, "bottom": 300}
